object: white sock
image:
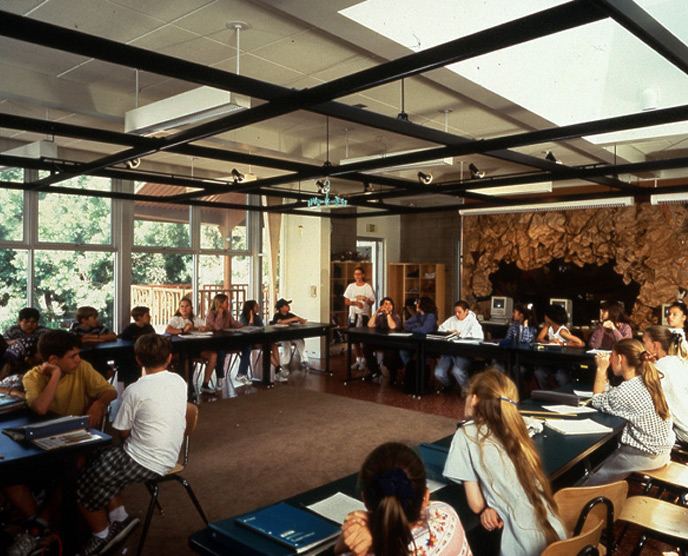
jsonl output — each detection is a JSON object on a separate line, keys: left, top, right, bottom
{"left": 94, "top": 526, "right": 109, "bottom": 540}
{"left": 108, "top": 506, "right": 128, "bottom": 523}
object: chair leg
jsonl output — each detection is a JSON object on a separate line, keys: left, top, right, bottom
{"left": 174, "top": 476, "right": 209, "bottom": 525}
{"left": 630, "top": 532, "right": 649, "bottom": 556}
{"left": 136, "top": 483, "right": 160, "bottom": 556}
{"left": 145, "top": 479, "right": 164, "bottom": 516}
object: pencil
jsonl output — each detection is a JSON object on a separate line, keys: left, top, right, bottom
{"left": 519, "top": 410, "right": 577, "bottom": 417}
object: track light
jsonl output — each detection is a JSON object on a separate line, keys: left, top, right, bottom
{"left": 469, "top": 163, "right": 485, "bottom": 179}
{"left": 544, "top": 151, "right": 561, "bottom": 164}
{"left": 316, "top": 180, "right": 327, "bottom": 194}
{"left": 363, "top": 181, "right": 373, "bottom": 193}
{"left": 124, "top": 158, "right": 140, "bottom": 169}
{"left": 231, "top": 168, "right": 245, "bottom": 183}
{"left": 417, "top": 171, "right": 433, "bottom": 185}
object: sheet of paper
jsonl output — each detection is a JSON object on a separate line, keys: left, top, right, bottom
{"left": 544, "top": 418, "right": 613, "bottom": 435}
{"left": 573, "top": 390, "right": 594, "bottom": 398}
{"left": 586, "top": 349, "right": 612, "bottom": 355}
{"left": 306, "top": 492, "right": 366, "bottom": 524}
{"left": 388, "top": 332, "right": 412, "bottom": 337}
{"left": 542, "top": 404, "right": 597, "bottom": 414}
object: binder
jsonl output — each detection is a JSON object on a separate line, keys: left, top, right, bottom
{"left": 2, "top": 415, "right": 89, "bottom": 441}
{"left": 218, "top": 502, "right": 340, "bottom": 554}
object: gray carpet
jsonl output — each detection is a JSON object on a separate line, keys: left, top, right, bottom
{"left": 113, "top": 386, "right": 458, "bottom": 555}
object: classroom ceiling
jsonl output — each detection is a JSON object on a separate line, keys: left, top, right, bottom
{"left": 0, "top": 0, "right": 687, "bottom": 217}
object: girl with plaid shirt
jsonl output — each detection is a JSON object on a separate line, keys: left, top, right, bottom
{"left": 585, "top": 338, "right": 674, "bottom": 485}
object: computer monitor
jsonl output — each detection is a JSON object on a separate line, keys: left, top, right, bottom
{"left": 661, "top": 304, "right": 672, "bottom": 326}
{"left": 490, "top": 296, "right": 513, "bottom": 322}
{"left": 549, "top": 298, "right": 573, "bottom": 323}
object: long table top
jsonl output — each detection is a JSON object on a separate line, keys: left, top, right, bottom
{"left": 189, "top": 388, "right": 624, "bottom": 556}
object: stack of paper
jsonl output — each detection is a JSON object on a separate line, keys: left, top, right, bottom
{"left": 544, "top": 418, "right": 613, "bottom": 435}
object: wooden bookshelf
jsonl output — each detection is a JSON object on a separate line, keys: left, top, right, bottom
{"left": 387, "top": 263, "right": 446, "bottom": 323}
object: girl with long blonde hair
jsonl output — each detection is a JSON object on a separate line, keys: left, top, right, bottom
{"left": 443, "top": 369, "right": 565, "bottom": 556}
{"left": 586, "top": 338, "right": 674, "bottom": 485}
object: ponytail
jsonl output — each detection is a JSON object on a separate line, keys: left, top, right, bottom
{"left": 643, "top": 325, "right": 688, "bottom": 362}
{"left": 360, "top": 444, "right": 426, "bottom": 556}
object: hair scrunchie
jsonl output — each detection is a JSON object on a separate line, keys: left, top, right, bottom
{"left": 367, "top": 467, "right": 415, "bottom": 510}
{"left": 671, "top": 332, "right": 683, "bottom": 349}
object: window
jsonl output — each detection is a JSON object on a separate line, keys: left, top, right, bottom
{"left": 200, "top": 205, "right": 248, "bottom": 251}
{"left": 134, "top": 183, "right": 190, "bottom": 248}
{"left": 0, "top": 168, "right": 25, "bottom": 242}
{"left": 38, "top": 176, "right": 112, "bottom": 244}
{"left": 33, "top": 250, "right": 115, "bottom": 329}
{"left": 0, "top": 249, "right": 28, "bottom": 331}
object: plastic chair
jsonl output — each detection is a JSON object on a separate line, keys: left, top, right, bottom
{"left": 617, "top": 495, "right": 688, "bottom": 556}
{"left": 136, "top": 402, "right": 208, "bottom": 556}
{"left": 553, "top": 480, "right": 628, "bottom": 554}
{"left": 541, "top": 520, "right": 604, "bottom": 556}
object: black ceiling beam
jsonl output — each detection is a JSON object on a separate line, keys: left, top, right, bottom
{"left": 591, "top": 0, "right": 688, "bottom": 75}
{"left": 2, "top": 2, "right": 614, "bottom": 191}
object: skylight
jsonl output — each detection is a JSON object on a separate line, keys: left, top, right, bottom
{"left": 340, "top": 0, "right": 688, "bottom": 145}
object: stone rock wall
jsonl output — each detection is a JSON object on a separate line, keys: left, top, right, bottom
{"left": 462, "top": 203, "right": 688, "bottom": 328}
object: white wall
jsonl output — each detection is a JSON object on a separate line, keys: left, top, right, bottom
{"left": 356, "top": 213, "right": 401, "bottom": 264}
{"left": 281, "top": 212, "right": 330, "bottom": 358}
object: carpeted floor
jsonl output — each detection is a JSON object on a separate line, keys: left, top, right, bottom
{"left": 112, "top": 385, "right": 458, "bottom": 555}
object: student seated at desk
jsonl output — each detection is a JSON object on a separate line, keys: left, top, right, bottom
{"left": 584, "top": 339, "right": 674, "bottom": 485}
{"left": 240, "top": 300, "right": 281, "bottom": 379}
{"left": 2, "top": 308, "right": 50, "bottom": 392}
{"left": 206, "top": 294, "right": 248, "bottom": 388}
{"left": 69, "top": 306, "right": 117, "bottom": 378}
{"left": 115, "top": 306, "right": 155, "bottom": 388}
{"left": 76, "top": 334, "right": 186, "bottom": 556}
{"left": 533, "top": 304, "right": 584, "bottom": 390}
{"left": 443, "top": 370, "right": 566, "bottom": 556}
{"left": 165, "top": 297, "right": 219, "bottom": 395}
{"left": 271, "top": 298, "right": 309, "bottom": 380}
{"left": 433, "top": 300, "right": 484, "bottom": 395}
{"left": 400, "top": 297, "right": 438, "bottom": 382}
{"left": 4, "top": 330, "right": 117, "bottom": 556}
{"left": 335, "top": 442, "right": 472, "bottom": 556}
{"left": 363, "top": 297, "right": 404, "bottom": 383}
{"left": 588, "top": 301, "right": 633, "bottom": 350}
{"left": 666, "top": 301, "right": 688, "bottom": 342}
{"left": 642, "top": 325, "right": 688, "bottom": 446}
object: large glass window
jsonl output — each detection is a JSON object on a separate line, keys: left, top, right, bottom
{"left": 134, "top": 183, "right": 190, "bottom": 248}
{"left": 38, "top": 176, "right": 112, "bottom": 244}
{"left": 0, "top": 249, "right": 28, "bottom": 331}
{"left": 0, "top": 168, "right": 25, "bottom": 242}
{"left": 200, "top": 205, "right": 248, "bottom": 251}
{"left": 33, "top": 250, "right": 115, "bottom": 329}
{"left": 130, "top": 252, "right": 193, "bottom": 331}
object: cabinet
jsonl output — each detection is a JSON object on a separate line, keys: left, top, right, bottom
{"left": 387, "top": 263, "right": 446, "bottom": 323}
{"left": 330, "top": 261, "right": 373, "bottom": 328}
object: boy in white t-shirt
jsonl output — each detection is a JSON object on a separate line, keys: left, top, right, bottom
{"left": 75, "top": 334, "right": 187, "bottom": 556}
{"left": 343, "top": 266, "right": 375, "bottom": 371}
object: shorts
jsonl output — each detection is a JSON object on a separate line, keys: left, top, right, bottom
{"left": 77, "top": 446, "right": 159, "bottom": 511}
{"left": 348, "top": 313, "right": 369, "bottom": 328}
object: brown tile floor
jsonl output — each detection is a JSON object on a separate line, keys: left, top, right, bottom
{"left": 199, "top": 351, "right": 680, "bottom": 556}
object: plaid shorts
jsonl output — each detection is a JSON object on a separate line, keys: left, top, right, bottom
{"left": 77, "top": 446, "right": 159, "bottom": 511}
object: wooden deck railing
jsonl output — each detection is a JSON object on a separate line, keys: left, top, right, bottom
{"left": 130, "top": 284, "right": 274, "bottom": 328}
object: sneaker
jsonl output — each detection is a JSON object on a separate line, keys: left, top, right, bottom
{"left": 8, "top": 532, "right": 42, "bottom": 556}
{"left": 232, "top": 376, "right": 247, "bottom": 388}
{"left": 216, "top": 377, "right": 224, "bottom": 389}
{"left": 76, "top": 533, "right": 110, "bottom": 556}
{"left": 350, "top": 360, "right": 361, "bottom": 371}
{"left": 239, "top": 375, "right": 252, "bottom": 385}
{"left": 200, "top": 385, "right": 218, "bottom": 395}
{"left": 275, "top": 372, "right": 288, "bottom": 383}
{"left": 105, "top": 516, "right": 140, "bottom": 550}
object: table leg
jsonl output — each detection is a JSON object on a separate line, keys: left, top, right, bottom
{"left": 345, "top": 337, "right": 352, "bottom": 383}
{"left": 262, "top": 342, "right": 272, "bottom": 386}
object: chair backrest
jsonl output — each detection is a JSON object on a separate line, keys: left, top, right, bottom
{"left": 554, "top": 480, "right": 628, "bottom": 535}
{"left": 541, "top": 520, "right": 603, "bottom": 556}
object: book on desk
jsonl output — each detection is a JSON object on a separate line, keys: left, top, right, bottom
{"left": 2, "top": 415, "right": 101, "bottom": 450}
{"left": 210, "top": 502, "right": 340, "bottom": 555}
{"left": 0, "top": 393, "right": 26, "bottom": 414}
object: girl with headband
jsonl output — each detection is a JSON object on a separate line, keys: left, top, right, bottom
{"left": 335, "top": 442, "right": 471, "bottom": 556}
{"left": 443, "top": 370, "right": 565, "bottom": 556}
{"left": 585, "top": 338, "right": 674, "bottom": 485}
{"left": 643, "top": 325, "right": 688, "bottom": 445}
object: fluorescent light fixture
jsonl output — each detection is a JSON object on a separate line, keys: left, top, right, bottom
{"left": 125, "top": 86, "right": 251, "bottom": 136}
{"left": 650, "top": 192, "right": 688, "bottom": 205}
{"left": 2, "top": 140, "right": 58, "bottom": 159}
{"left": 340, "top": 148, "right": 452, "bottom": 174}
{"left": 467, "top": 181, "right": 552, "bottom": 197}
{"left": 459, "top": 196, "right": 634, "bottom": 215}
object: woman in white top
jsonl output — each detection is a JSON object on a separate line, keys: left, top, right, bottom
{"left": 165, "top": 297, "right": 218, "bottom": 395}
{"left": 534, "top": 304, "right": 584, "bottom": 389}
{"left": 643, "top": 325, "right": 688, "bottom": 445}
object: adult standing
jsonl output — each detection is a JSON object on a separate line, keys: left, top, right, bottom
{"left": 344, "top": 267, "right": 375, "bottom": 372}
